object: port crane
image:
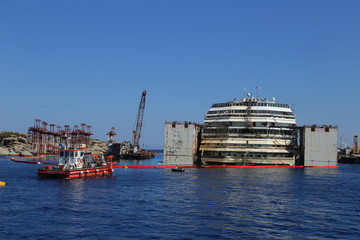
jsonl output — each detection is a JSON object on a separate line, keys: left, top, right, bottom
{"left": 105, "top": 90, "right": 153, "bottom": 160}
{"left": 107, "top": 127, "right": 116, "bottom": 145}
{"left": 132, "top": 90, "right": 147, "bottom": 153}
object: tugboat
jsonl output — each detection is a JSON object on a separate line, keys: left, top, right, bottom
{"left": 37, "top": 144, "right": 114, "bottom": 179}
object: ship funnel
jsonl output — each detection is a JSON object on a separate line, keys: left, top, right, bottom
{"left": 353, "top": 135, "right": 359, "bottom": 154}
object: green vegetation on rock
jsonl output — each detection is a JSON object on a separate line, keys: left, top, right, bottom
{"left": 0, "top": 131, "right": 27, "bottom": 141}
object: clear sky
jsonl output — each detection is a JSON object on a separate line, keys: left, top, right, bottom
{"left": 1, "top": 0, "right": 359, "bottom": 149}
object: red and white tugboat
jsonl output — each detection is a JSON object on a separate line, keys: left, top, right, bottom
{"left": 38, "top": 144, "right": 114, "bottom": 179}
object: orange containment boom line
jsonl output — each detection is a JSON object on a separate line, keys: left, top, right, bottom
{"left": 113, "top": 165, "right": 338, "bottom": 169}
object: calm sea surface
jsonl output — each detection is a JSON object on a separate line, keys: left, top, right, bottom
{"left": 1, "top": 153, "right": 360, "bottom": 239}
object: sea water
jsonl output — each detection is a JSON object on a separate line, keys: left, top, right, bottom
{"left": 1, "top": 154, "right": 360, "bottom": 239}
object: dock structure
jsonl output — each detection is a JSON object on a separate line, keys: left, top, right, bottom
{"left": 164, "top": 122, "right": 202, "bottom": 165}
{"left": 28, "top": 119, "right": 93, "bottom": 155}
{"left": 299, "top": 125, "right": 338, "bottom": 166}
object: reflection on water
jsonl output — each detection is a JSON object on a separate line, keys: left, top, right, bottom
{"left": 1, "top": 156, "right": 360, "bottom": 239}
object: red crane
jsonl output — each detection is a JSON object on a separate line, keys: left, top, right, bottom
{"left": 132, "top": 90, "right": 147, "bottom": 153}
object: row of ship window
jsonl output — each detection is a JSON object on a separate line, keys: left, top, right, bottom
{"left": 202, "top": 143, "right": 293, "bottom": 148}
{"left": 203, "top": 128, "right": 295, "bottom": 135}
{"left": 206, "top": 115, "right": 295, "bottom": 120}
{"left": 204, "top": 151, "right": 293, "bottom": 158}
{"left": 212, "top": 103, "right": 290, "bottom": 108}
{"left": 207, "top": 110, "right": 294, "bottom": 116}
{"left": 206, "top": 122, "right": 295, "bottom": 127}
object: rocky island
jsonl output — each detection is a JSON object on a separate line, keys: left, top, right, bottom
{"left": 0, "top": 131, "right": 109, "bottom": 156}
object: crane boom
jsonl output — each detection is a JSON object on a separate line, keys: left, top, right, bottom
{"left": 132, "top": 90, "right": 147, "bottom": 152}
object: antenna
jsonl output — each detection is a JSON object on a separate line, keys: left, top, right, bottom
{"left": 340, "top": 135, "right": 347, "bottom": 148}
{"left": 256, "top": 86, "right": 260, "bottom": 99}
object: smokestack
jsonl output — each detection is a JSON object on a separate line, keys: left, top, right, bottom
{"left": 353, "top": 135, "right": 359, "bottom": 154}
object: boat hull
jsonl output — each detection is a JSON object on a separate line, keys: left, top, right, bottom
{"left": 338, "top": 156, "right": 360, "bottom": 164}
{"left": 171, "top": 168, "right": 185, "bottom": 172}
{"left": 113, "top": 152, "right": 155, "bottom": 160}
{"left": 38, "top": 165, "right": 113, "bottom": 179}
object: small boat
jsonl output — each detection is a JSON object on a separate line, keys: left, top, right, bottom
{"left": 171, "top": 167, "right": 185, "bottom": 172}
{"left": 37, "top": 144, "right": 114, "bottom": 179}
{"left": 338, "top": 153, "right": 360, "bottom": 163}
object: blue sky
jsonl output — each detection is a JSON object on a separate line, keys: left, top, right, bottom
{"left": 1, "top": 0, "right": 359, "bottom": 149}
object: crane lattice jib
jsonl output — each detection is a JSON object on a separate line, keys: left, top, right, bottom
{"left": 133, "top": 90, "right": 147, "bottom": 149}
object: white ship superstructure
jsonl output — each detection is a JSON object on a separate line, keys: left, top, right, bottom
{"left": 199, "top": 94, "right": 298, "bottom": 165}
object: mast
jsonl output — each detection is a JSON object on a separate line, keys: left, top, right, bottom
{"left": 132, "top": 90, "right": 147, "bottom": 153}
{"left": 245, "top": 93, "right": 252, "bottom": 128}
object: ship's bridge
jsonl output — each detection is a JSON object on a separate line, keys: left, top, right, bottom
{"left": 59, "top": 148, "right": 86, "bottom": 166}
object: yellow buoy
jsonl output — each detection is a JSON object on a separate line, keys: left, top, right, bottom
{"left": 0, "top": 181, "right": 6, "bottom": 187}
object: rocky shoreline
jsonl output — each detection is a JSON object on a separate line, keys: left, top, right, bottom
{"left": 0, "top": 131, "right": 108, "bottom": 156}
